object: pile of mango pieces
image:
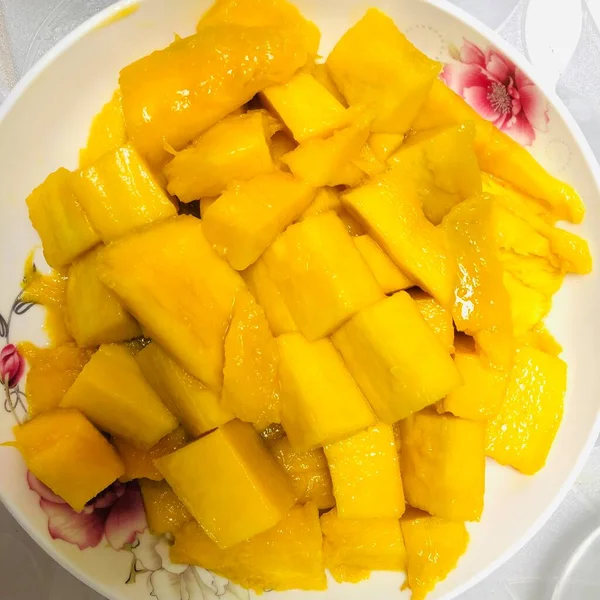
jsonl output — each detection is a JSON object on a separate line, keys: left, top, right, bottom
{"left": 8, "top": 1, "right": 592, "bottom": 599}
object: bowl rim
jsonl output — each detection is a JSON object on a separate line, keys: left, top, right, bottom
{"left": 1, "top": 0, "right": 599, "bottom": 599}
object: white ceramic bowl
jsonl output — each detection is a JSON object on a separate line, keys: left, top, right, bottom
{"left": 1, "top": 1, "right": 599, "bottom": 599}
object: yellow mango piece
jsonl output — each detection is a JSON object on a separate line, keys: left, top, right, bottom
{"left": 99, "top": 216, "right": 245, "bottom": 390}
{"left": 18, "top": 342, "right": 93, "bottom": 417}
{"left": 409, "top": 289, "right": 454, "bottom": 354}
{"left": 136, "top": 342, "right": 233, "bottom": 438}
{"left": 155, "top": 419, "right": 295, "bottom": 549}
{"left": 26, "top": 168, "right": 101, "bottom": 269}
{"left": 332, "top": 293, "right": 461, "bottom": 423}
{"left": 261, "top": 72, "right": 348, "bottom": 142}
{"left": 442, "top": 195, "right": 514, "bottom": 367}
{"left": 321, "top": 508, "right": 406, "bottom": 584}
{"left": 140, "top": 479, "right": 193, "bottom": 536}
{"left": 171, "top": 503, "right": 326, "bottom": 592}
{"left": 278, "top": 333, "right": 376, "bottom": 451}
{"left": 439, "top": 335, "right": 508, "bottom": 420}
{"left": 335, "top": 162, "right": 367, "bottom": 188}
{"left": 353, "top": 235, "right": 413, "bottom": 294}
{"left": 300, "top": 187, "right": 341, "bottom": 220}
{"left": 324, "top": 423, "right": 405, "bottom": 519}
{"left": 327, "top": 9, "right": 439, "bottom": 133}
{"left": 113, "top": 427, "right": 188, "bottom": 482}
{"left": 414, "top": 79, "right": 585, "bottom": 223}
{"left": 401, "top": 508, "right": 469, "bottom": 600}
{"left": 338, "top": 208, "right": 366, "bottom": 235}
{"left": 353, "top": 142, "right": 385, "bottom": 177}
{"left": 269, "top": 131, "right": 297, "bottom": 169}
{"left": 343, "top": 168, "right": 455, "bottom": 307}
{"left": 389, "top": 123, "right": 482, "bottom": 224}
{"left": 120, "top": 24, "right": 316, "bottom": 167}
{"left": 267, "top": 436, "right": 335, "bottom": 509}
{"left": 242, "top": 256, "right": 297, "bottom": 335}
{"left": 486, "top": 346, "right": 566, "bottom": 475}
{"left": 518, "top": 322, "right": 563, "bottom": 356}
{"left": 400, "top": 410, "right": 485, "bottom": 521}
{"left": 503, "top": 271, "right": 552, "bottom": 337}
{"left": 312, "top": 63, "right": 346, "bottom": 105}
{"left": 263, "top": 211, "right": 384, "bottom": 340}
{"left": 79, "top": 89, "right": 127, "bottom": 168}
{"left": 165, "top": 111, "right": 274, "bottom": 202}
{"left": 368, "top": 132, "right": 404, "bottom": 163}
{"left": 61, "top": 344, "right": 178, "bottom": 449}
{"left": 222, "top": 289, "right": 280, "bottom": 429}
{"left": 12, "top": 408, "right": 124, "bottom": 512}
{"left": 72, "top": 144, "right": 176, "bottom": 243}
{"left": 67, "top": 247, "right": 141, "bottom": 347}
{"left": 203, "top": 171, "right": 315, "bottom": 270}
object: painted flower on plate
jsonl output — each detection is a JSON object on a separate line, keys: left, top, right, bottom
{"left": 0, "top": 344, "right": 24, "bottom": 389}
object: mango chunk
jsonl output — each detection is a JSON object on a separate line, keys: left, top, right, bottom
{"left": 269, "top": 131, "right": 297, "bottom": 169}
{"left": 324, "top": 423, "right": 405, "bottom": 519}
{"left": 120, "top": 24, "right": 315, "bottom": 167}
{"left": 261, "top": 72, "right": 348, "bottom": 142}
{"left": 155, "top": 419, "right": 295, "bottom": 549}
{"left": 203, "top": 172, "right": 315, "bottom": 270}
{"left": 321, "top": 508, "right": 406, "bottom": 584}
{"left": 400, "top": 410, "right": 485, "bottom": 521}
{"left": 300, "top": 187, "right": 341, "bottom": 220}
{"left": 267, "top": 436, "right": 334, "bottom": 509}
{"left": 67, "top": 247, "right": 141, "bottom": 347}
{"left": 439, "top": 336, "right": 508, "bottom": 420}
{"left": 26, "top": 168, "right": 101, "bottom": 269}
{"left": 13, "top": 408, "right": 124, "bottom": 512}
{"left": 326, "top": 9, "right": 439, "bottom": 133}
{"left": 171, "top": 503, "right": 326, "bottom": 592}
{"left": 61, "top": 344, "right": 178, "bottom": 450}
{"left": 113, "top": 427, "right": 188, "bottom": 482}
{"left": 312, "top": 63, "right": 346, "bottom": 105}
{"left": 332, "top": 293, "right": 461, "bottom": 423}
{"left": 222, "top": 289, "right": 280, "bottom": 429}
{"left": 140, "top": 479, "right": 193, "bottom": 536}
{"left": 72, "top": 144, "right": 176, "bottom": 242}
{"left": 343, "top": 168, "right": 455, "bottom": 307}
{"left": 518, "top": 323, "right": 562, "bottom": 356}
{"left": 278, "top": 333, "right": 376, "bottom": 451}
{"left": 368, "top": 132, "right": 404, "bottom": 162}
{"left": 486, "top": 346, "right": 566, "bottom": 475}
{"left": 389, "top": 123, "right": 481, "bottom": 224}
{"left": 165, "top": 111, "right": 274, "bottom": 202}
{"left": 409, "top": 289, "right": 454, "bottom": 354}
{"left": 99, "top": 216, "right": 245, "bottom": 390}
{"left": 401, "top": 509, "right": 469, "bottom": 600}
{"left": 136, "top": 342, "right": 232, "bottom": 437}
{"left": 263, "top": 211, "right": 384, "bottom": 340}
{"left": 353, "top": 235, "right": 413, "bottom": 295}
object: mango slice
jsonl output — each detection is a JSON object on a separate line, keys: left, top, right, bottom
{"left": 263, "top": 211, "right": 383, "bottom": 340}
{"left": 155, "top": 419, "right": 295, "bottom": 549}
{"left": 332, "top": 293, "right": 461, "bottom": 423}
{"left": 61, "top": 344, "right": 178, "bottom": 449}
{"left": 13, "top": 408, "right": 124, "bottom": 512}
{"left": 400, "top": 410, "right": 485, "bottom": 522}
{"left": 324, "top": 423, "right": 405, "bottom": 519}
{"left": 140, "top": 479, "right": 193, "bottom": 536}
{"left": 277, "top": 333, "right": 376, "bottom": 451}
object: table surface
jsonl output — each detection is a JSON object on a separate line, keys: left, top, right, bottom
{"left": 1, "top": 0, "right": 600, "bottom": 598}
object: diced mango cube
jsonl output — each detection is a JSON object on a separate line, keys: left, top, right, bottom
{"left": 321, "top": 508, "right": 406, "bottom": 584}
{"left": 72, "top": 144, "right": 176, "bottom": 242}
{"left": 263, "top": 211, "right": 384, "bottom": 340}
{"left": 140, "top": 479, "right": 193, "bottom": 536}
{"left": 486, "top": 346, "right": 566, "bottom": 475}
{"left": 13, "top": 408, "right": 124, "bottom": 511}
{"left": 401, "top": 509, "right": 469, "bottom": 600}
{"left": 409, "top": 289, "right": 454, "bottom": 354}
{"left": 326, "top": 9, "right": 440, "bottom": 133}
{"left": 352, "top": 142, "right": 385, "bottom": 177}
{"left": 300, "top": 187, "right": 341, "bottom": 220}
{"left": 67, "top": 247, "right": 141, "bottom": 347}
{"left": 26, "top": 168, "right": 100, "bottom": 269}
{"left": 332, "top": 293, "right": 461, "bottom": 423}
{"left": 155, "top": 419, "right": 295, "bottom": 549}
{"left": 136, "top": 342, "right": 232, "bottom": 437}
{"left": 99, "top": 216, "right": 245, "bottom": 390}
{"left": 400, "top": 410, "right": 485, "bottom": 521}
{"left": 165, "top": 111, "right": 274, "bottom": 202}
{"left": 278, "top": 333, "right": 376, "bottom": 451}
{"left": 368, "top": 132, "right": 404, "bottom": 163}
{"left": 267, "top": 436, "right": 335, "bottom": 509}
{"left": 171, "top": 503, "right": 326, "bottom": 592}
{"left": 222, "top": 289, "right": 280, "bottom": 429}
{"left": 312, "top": 62, "right": 346, "bottom": 105}
{"left": 61, "top": 344, "right": 178, "bottom": 449}
{"left": 324, "top": 423, "right": 405, "bottom": 519}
